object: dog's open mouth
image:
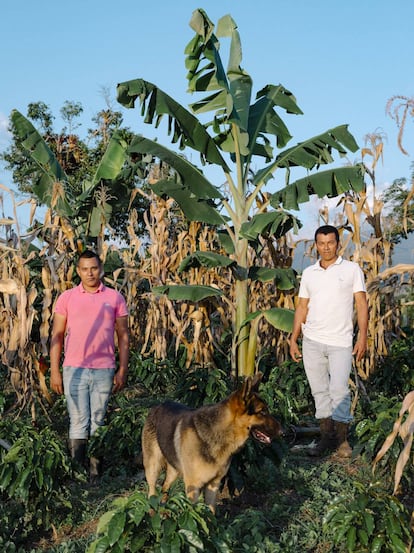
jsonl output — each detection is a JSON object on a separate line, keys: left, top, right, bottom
{"left": 251, "top": 428, "right": 272, "bottom": 444}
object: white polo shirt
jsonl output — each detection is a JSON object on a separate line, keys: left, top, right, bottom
{"left": 298, "top": 256, "right": 366, "bottom": 347}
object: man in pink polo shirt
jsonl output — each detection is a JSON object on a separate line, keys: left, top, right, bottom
{"left": 289, "top": 225, "right": 368, "bottom": 458}
{"left": 50, "top": 250, "right": 129, "bottom": 482}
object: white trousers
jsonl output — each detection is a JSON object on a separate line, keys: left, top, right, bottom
{"left": 302, "top": 336, "right": 353, "bottom": 423}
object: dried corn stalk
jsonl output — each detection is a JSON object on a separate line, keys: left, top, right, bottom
{"left": 373, "top": 390, "right": 414, "bottom": 494}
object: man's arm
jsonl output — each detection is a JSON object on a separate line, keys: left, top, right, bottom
{"left": 353, "top": 291, "right": 368, "bottom": 362}
{"left": 289, "top": 297, "right": 309, "bottom": 362}
{"left": 49, "top": 313, "right": 67, "bottom": 394}
{"left": 113, "top": 315, "right": 129, "bottom": 393}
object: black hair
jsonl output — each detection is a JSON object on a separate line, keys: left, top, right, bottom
{"left": 314, "top": 225, "right": 339, "bottom": 243}
{"left": 76, "top": 250, "right": 102, "bottom": 266}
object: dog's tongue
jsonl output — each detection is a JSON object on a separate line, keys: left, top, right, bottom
{"left": 252, "top": 429, "right": 271, "bottom": 444}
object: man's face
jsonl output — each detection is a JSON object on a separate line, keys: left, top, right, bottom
{"left": 315, "top": 232, "right": 339, "bottom": 263}
{"left": 76, "top": 257, "right": 102, "bottom": 290}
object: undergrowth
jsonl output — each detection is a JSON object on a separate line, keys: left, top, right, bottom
{"left": 0, "top": 342, "right": 413, "bottom": 552}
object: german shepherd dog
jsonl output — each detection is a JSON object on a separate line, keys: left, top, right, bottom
{"left": 142, "top": 372, "right": 283, "bottom": 512}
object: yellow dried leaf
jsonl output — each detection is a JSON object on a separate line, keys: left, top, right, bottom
{"left": 0, "top": 279, "right": 20, "bottom": 294}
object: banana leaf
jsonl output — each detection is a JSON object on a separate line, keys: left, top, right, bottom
{"left": 243, "top": 307, "right": 294, "bottom": 333}
{"left": 153, "top": 284, "right": 223, "bottom": 301}
{"left": 178, "top": 252, "right": 235, "bottom": 273}
{"left": 10, "top": 110, "right": 73, "bottom": 215}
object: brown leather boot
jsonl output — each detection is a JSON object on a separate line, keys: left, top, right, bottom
{"left": 307, "top": 418, "right": 335, "bottom": 457}
{"left": 335, "top": 422, "right": 352, "bottom": 458}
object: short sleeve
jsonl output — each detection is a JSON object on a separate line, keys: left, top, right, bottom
{"left": 298, "top": 269, "right": 310, "bottom": 299}
{"left": 353, "top": 265, "right": 366, "bottom": 293}
{"left": 115, "top": 293, "right": 128, "bottom": 318}
{"left": 54, "top": 289, "right": 71, "bottom": 316}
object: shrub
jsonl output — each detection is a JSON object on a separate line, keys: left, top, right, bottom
{"left": 353, "top": 394, "right": 413, "bottom": 487}
{"left": 226, "top": 508, "right": 279, "bottom": 552}
{"left": 261, "top": 361, "right": 314, "bottom": 426}
{"left": 174, "top": 366, "right": 231, "bottom": 407}
{"left": 323, "top": 480, "right": 413, "bottom": 552}
{"left": 128, "top": 353, "right": 181, "bottom": 396}
{"left": 89, "top": 398, "right": 149, "bottom": 469}
{"left": 369, "top": 335, "right": 414, "bottom": 398}
{"left": 87, "top": 489, "right": 230, "bottom": 552}
{"left": 0, "top": 425, "right": 75, "bottom": 531}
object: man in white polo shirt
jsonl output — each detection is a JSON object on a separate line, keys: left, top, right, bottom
{"left": 289, "top": 225, "right": 368, "bottom": 458}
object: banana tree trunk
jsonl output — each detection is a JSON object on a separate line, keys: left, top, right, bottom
{"left": 233, "top": 235, "right": 255, "bottom": 377}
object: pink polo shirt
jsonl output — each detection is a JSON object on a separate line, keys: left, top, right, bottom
{"left": 54, "top": 282, "right": 128, "bottom": 369}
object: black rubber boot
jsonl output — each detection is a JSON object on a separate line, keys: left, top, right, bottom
{"left": 68, "top": 439, "right": 88, "bottom": 467}
{"left": 307, "top": 418, "right": 336, "bottom": 457}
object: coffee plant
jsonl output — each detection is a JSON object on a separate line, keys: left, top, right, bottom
{"left": 87, "top": 489, "right": 231, "bottom": 552}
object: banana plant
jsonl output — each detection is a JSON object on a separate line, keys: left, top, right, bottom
{"left": 120, "top": 9, "right": 365, "bottom": 376}
{"left": 9, "top": 109, "right": 130, "bottom": 239}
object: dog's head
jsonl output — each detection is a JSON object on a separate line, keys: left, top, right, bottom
{"left": 234, "top": 372, "right": 283, "bottom": 443}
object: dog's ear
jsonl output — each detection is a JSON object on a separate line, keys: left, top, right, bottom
{"left": 241, "top": 371, "right": 263, "bottom": 399}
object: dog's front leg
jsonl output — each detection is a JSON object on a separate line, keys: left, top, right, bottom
{"left": 203, "top": 477, "right": 222, "bottom": 514}
{"left": 161, "top": 463, "right": 180, "bottom": 499}
{"left": 185, "top": 482, "right": 202, "bottom": 505}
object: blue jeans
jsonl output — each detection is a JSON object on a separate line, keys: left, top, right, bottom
{"left": 63, "top": 367, "right": 115, "bottom": 439}
{"left": 302, "top": 336, "right": 353, "bottom": 423}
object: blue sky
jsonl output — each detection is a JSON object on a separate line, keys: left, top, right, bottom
{"left": 1, "top": 0, "right": 414, "bottom": 244}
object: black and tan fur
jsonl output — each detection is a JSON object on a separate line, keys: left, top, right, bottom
{"left": 142, "top": 373, "right": 283, "bottom": 512}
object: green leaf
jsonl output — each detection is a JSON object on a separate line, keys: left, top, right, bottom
{"left": 151, "top": 179, "right": 225, "bottom": 225}
{"left": 244, "top": 308, "right": 294, "bottom": 333}
{"left": 88, "top": 203, "right": 113, "bottom": 237}
{"left": 240, "top": 210, "right": 300, "bottom": 241}
{"left": 128, "top": 135, "right": 222, "bottom": 200}
{"left": 178, "top": 251, "right": 235, "bottom": 273}
{"left": 363, "top": 511, "right": 375, "bottom": 536}
{"left": 35, "top": 467, "right": 44, "bottom": 489}
{"left": 358, "top": 528, "right": 369, "bottom": 546}
{"left": 370, "top": 535, "right": 385, "bottom": 553}
{"left": 117, "top": 78, "right": 229, "bottom": 170}
{"left": 389, "top": 533, "right": 409, "bottom": 553}
{"left": 3, "top": 443, "right": 22, "bottom": 463}
{"left": 263, "top": 308, "right": 294, "bottom": 332}
{"left": 346, "top": 526, "right": 356, "bottom": 552}
{"left": 248, "top": 267, "right": 297, "bottom": 289}
{"left": 270, "top": 164, "right": 366, "bottom": 211}
{"left": 153, "top": 284, "right": 223, "bottom": 301}
{"left": 216, "top": 14, "right": 252, "bottom": 148}
{"left": 178, "top": 529, "right": 204, "bottom": 549}
{"left": 92, "top": 132, "right": 128, "bottom": 183}
{"left": 254, "top": 125, "right": 362, "bottom": 190}
{"left": 96, "top": 510, "right": 116, "bottom": 535}
{"left": 247, "top": 84, "right": 302, "bottom": 157}
{"left": 10, "top": 110, "right": 73, "bottom": 215}
{"left": 107, "top": 511, "right": 126, "bottom": 546}
{"left": 87, "top": 536, "right": 110, "bottom": 553}
{"left": 0, "top": 466, "right": 13, "bottom": 489}
{"left": 16, "top": 466, "right": 32, "bottom": 499}
{"left": 217, "top": 229, "right": 235, "bottom": 253}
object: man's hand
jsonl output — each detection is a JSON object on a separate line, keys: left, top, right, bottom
{"left": 289, "top": 339, "right": 303, "bottom": 363}
{"left": 50, "top": 370, "right": 64, "bottom": 395}
{"left": 113, "top": 369, "right": 128, "bottom": 393}
{"left": 353, "top": 337, "right": 367, "bottom": 362}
